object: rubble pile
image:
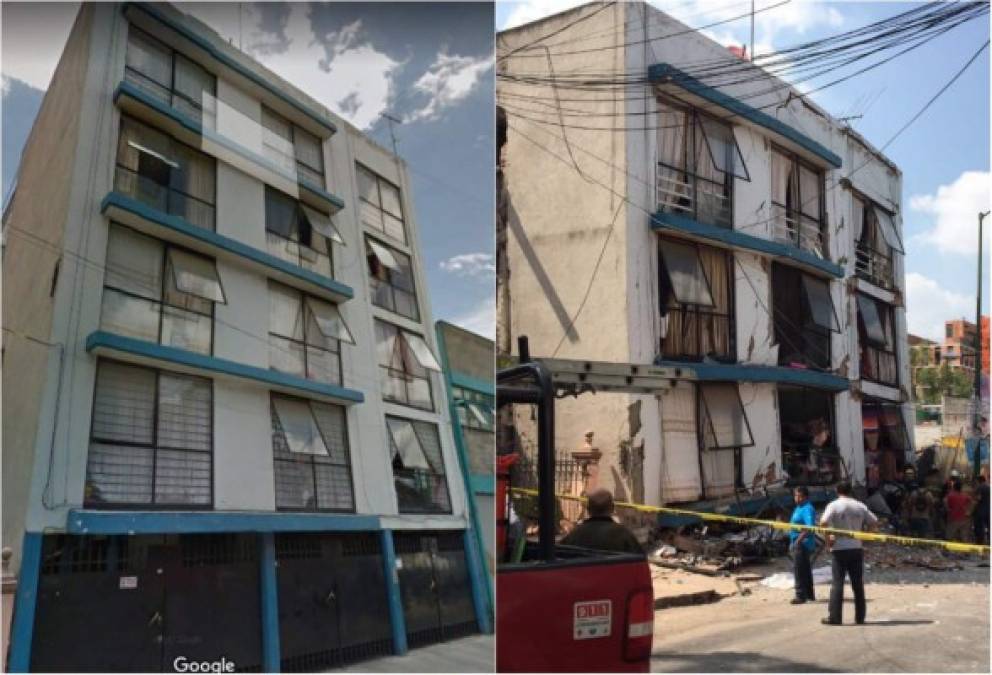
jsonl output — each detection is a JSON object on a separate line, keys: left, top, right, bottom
{"left": 865, "top": 543, "right": 965, "bottom": 571}
{"left": 648, "top": 523, "right": 792, "bottom": 574}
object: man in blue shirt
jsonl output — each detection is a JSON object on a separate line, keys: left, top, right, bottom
{"left": 790, "top": 486, "right": 817, "bottom": 604}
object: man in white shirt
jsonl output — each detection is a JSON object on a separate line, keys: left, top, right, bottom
{"left": 819, "top": 482, "right": 878, "bottom": 625}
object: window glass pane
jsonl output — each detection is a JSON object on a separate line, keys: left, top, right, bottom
{"left": 300, "top": 204, "right": 343, "bottom": 244}
{"left": 265, "top": 187, "right": 298, "bottom": 239}
{"left": 853, "top": 196, "right": 866, "bottom": 242}
{"left": 310, "top": 402, "right": 349, "bottom": 465}
{"left": 375, "top": 320, "right": 400, "bottom": 368}
{"left": 698, "top": 116, "right": 749, "bottom": 181}
{"left": 403, "top": 333, "right": 442, "bottom": 372}
{"left": 273, "top": 459, "right": 316, "bottom": 510}
{"left": 799, "top": 165, "right": 821, "bottom": 218}
{"left": 174, "top": 54, "right": 213, "bottom": 109}
{"left": 85, "top": 443, "right": 154, "bottom": 504}
{"left": 160, "top": 305, "right": 211, "bottom": 354}
{"left": 105, "top": 225, "right": 163, "bottom": 298}
{"left": 164, "top": 258, "right": 211, "bottom": 316}
{"left": 467, "top": 402, "right": 490, "bottom": 427}
{"left": 367, "top": 238, "right": 400, "bottom": 270}
{"left": 167, "top": 248, "right": 225, "bottom": 303}
{"left": 873, "top": 206, "right": 904, "bottom": 254}
{"left": 659, "top": 239, "right": 714, "bottom": 306}
{"left": 391, "top": 252, "right": 416, "bottom": 291}
{"left": 801, "top": 275, "right": 839, "bottom": 332}
{"left": 357, "top": 165, "right": 379, "bottom": 205}
{"left": 126, "top": 29, "right": 171, "bottom": 88}
{"left": 269, "top": 335, "right": 306, "bottom": 377}
{"left": 170, "top": 143, "right": 215, "bottom": 206}
{"left": 771, "top": 151, "right": 791, "bottom": 205}
{"left": 138, "top": 151, "right": 172, "bottom": 188}
{"left": 857, "top": 294, "right": 887, "bottom": 347}
{"left": 294, "top": 127, "right": 323, "bottom": 173}
{"left": 306, "top": 297, "right": 354, "bottom": 344}
{"left": 394, "top": 290, "right": 419, "bottom": 322}
{"left": 314, "top": 464, "right": 353, "bottom": 511}
{"left": 273, "top": 397, "right": 328, "bottom": 456}
{"left": 118, "top": 118, "right": 172, "bottom": 172}
{"left": 379, "top": 180, "right": 403, "bottom": 219}
{"left": 261, "top": 108, "right": 295, "bottom": 174}
{"left": 154, "top": 449, "right": 211, "bottom": 504}
{"left": 412, "top": 420, "right": 445, "bottom": 476}
{"left": 100, "top": 290, "right": 161, "bottom": 343}
{"left": 383, "top": 214, "right": 406, "bottom": 243}
{"left": 657, "top": 97, "right": 689, "bottom": 171}
{"left": 407, "top": 377, "right": 433, "bottom": 410}
{"left": 306, "top": 345, "right": 340, "bottom": 384}
{"left": 261, "top": 107, "right": 292, "bottom": 141}
{"left": 156, "top": 373, "right": 211, "bottom": 450}
{"left": 700, "top": 383, "right": 754, "bottom": 448}
{"left": 91, "top": 361, "right": 156, "bottom": 444}
{"left": 269, "top": 282, "right": 304, "bottom": 340}
{"left": 387, "top": 418, "right": 431, "bottom": 470}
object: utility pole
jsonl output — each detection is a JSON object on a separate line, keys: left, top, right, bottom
{"left": 973, "top": 210, "right": 989, "bottom": 480}
{"left": 750, "top": 0, "right": 755, "bottom": 62}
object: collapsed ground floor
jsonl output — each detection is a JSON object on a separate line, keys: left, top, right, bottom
{"left": 9, "top": 526, "right": 491, "bottom": 672}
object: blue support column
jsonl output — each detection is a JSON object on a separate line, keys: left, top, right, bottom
{"left": 462, "top": 529, "right": 493, "bottom": 634}
{"left": 259, "top": 532, "right": 281, "bottom": 673}
{"left": 8, "top": 532, "right": 42, "bottom": 673}
{"left": 379, "top": 529, "right": 407, "bottom": 655}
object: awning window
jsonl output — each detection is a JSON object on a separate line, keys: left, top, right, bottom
{"left": 167, "top": 248, "right": 226, "bottom": 304}
{"left": 128, "top": 140, "right": 179, "bottom": 169}
{"left": 700, "top": 383, "right": 754, "bottom": 449}
{"left": 273, "top": 397, "right": 328, "bottom": 456}
{"left": 301, "top": 203, "right": 345, "bottom": 245}
{"left": 305, "top": 297, "right": 355, "bottom": 344}
{"left": 659, "top": 239, "right": 714, "bottom": 306}
{"left": 873, "top": 206, "right": 903, "bottom": 254}
{"left": 466, "top": 401, "right": 490, "bottom": 427}
{"left": 387, "top": 417, "right": 431, "bottom": 471}
{"left": 403, "top": 333, "right": 442, "bottom": 372}
{"left": 367, "top": 238, "right": 400, "bottom": 271}
{"left": 698, "top": 116, "right": 750, "bottom": 181}
{"left": 857, "top": 294, "right": 887, "bottom": 347}
{"left": 801, "top": 274, "right": 839, "bottom": 333}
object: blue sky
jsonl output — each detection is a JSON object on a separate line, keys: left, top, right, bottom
{"left": 1, "top": 2, "right": 495, "bottom": 338}
{"left": 498, "top": 0, "right": 991, "bottom": 342}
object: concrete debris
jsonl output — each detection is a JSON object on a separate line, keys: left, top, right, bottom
{"left": 652, "top": 544, "right": 678, "bottom": 558}
{"left": 866, "top": 543, "right": 964, "bottom": 571}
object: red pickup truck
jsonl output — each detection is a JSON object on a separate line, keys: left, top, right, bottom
{"left": 496, "top": 345, "right": 654, "bottom": 672}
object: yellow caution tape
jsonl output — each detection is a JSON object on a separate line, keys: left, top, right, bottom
{"left": 509, "top": 487, "right": 991, "bottom": 555}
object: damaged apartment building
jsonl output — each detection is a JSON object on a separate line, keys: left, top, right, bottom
{"left": 2, "top": 3, "right": 489, "bottom": 672}
{"left": 497, "top": 2, "right": 912, "bottom": 508}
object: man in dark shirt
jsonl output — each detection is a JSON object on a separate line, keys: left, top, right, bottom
{"left": 974, "top": 476, "right": 989, "bottom": 545}
{"left": 560, "top": 489, "right": 643, "bottom": 554}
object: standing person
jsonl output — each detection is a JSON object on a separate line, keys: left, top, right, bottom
{"left": 789, "top": 486, "right": 817, "bottom": 604}
{"left": 819, "top": 483, "right": 878, "bottom": 626}
{"left": 974, "top": 476, "right": 990, "bottom": 545}
{"left": 944, "top": 480, "right": 973, "bottom": 542}
{"left": 559, "top": 489, "right": 643, "bottom": 554}
{"left": 903, "top": 482, "right": 935, "bottom": 539}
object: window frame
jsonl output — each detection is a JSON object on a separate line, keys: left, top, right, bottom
{"left": 771, "top": 262, "right": 834, "bottom": 371}
{"left": 453, "top": 386, "right": 495, "bottom": 432}
{"left": 386, "top": 416, "right": 452, "bottom": 515}
{"left": 857, "top": 293, "right": 899, "bottom": 387}
{"left": 261, "top": 105, "right": 326, "bottom": 189}
{"left": 264, "top": 186, "right": 335, "bottom": 276}
{"left": 366, "top": 235, "right": 420, "bottom": 322}
{"left": 101, "top": 222, "right": 223, "bottom": 356}
{"left": 770, "top": 146, "right": 827, "bottom": 257}
{"left": 853, "top": 193, "right": 899, "bottom": 290}
{"left": 270, "top": 393, "right": 356, "bottom": 513}
{"left": 357, "top": 163, "right": 407, "bottom": 244}
{"left": 267, "top": 280, "right": 350, "bottom": 386}
{"left": 374, "top": 319, "right": 438, "bottom": 412}
{"left": 777, "top": 384, "right": 840, "bottom": 487}
{"left": 84, "top": 358, "right": 214, "bottom": 509}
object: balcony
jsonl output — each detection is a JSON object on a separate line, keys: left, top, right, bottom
{"left": 855, "top": 242, "right": 895, "bottom": 290}
{"left": 656, "top": 162, "right": 731, "bottom": 230}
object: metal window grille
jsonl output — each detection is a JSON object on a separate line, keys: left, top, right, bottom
{"left": 85, "top": 360, "right": 213, "bottom": 508}
{"left": 181, "top": 534, "right": 256, "bottom": 567}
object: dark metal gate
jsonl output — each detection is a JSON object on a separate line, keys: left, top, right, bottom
{"left": 30, "top": 534, "right": 261, "bottom": 673}
{"left": 394, "top": 531, "right": 477, "bottom": 649}
{"left": 275, "top": 533, "right": 392, "bottom": 672}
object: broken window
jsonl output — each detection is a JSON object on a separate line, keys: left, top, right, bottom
{"left": 778, "top": 385, "right": 839, "bottom": 486}
{"left": 771, "top": 148, "right": 825, "bottom": 257}
{"left": 771, "top": 262, "right": 833, "bottom": 370}
{"left": 366, "top": 236, "right": 420, "bottom": 321}
{"left": 857, "top": 293, "right": 898, "bottom": 386}
{"left": 658, "top": 237, "right": 734, "bottom": 362}
{"left": 375, "top": 319, "right": 438, "bottom": 411}
{"left": 387, "top": 416, "right": 451, "bottom": 514}
{"left": 264, "top": 186, "right": 334, "bottom": 277}
{"left": 656, "top": 95, "right": 748, "bottom": 229}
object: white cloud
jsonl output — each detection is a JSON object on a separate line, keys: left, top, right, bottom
{"left": 0, "top": 2, "right": 79, "bottom": 91}
{"left": 407, "top": 50, "right": 493, "bottom": 123}
{"left": 905, "top": 272, "right": 973, "bottom": 342}
{"left": 448, "top": 294, "right": 496, "bottom": 339}
{"left": 910, "top": 171, "right": 992, "bottom": 255}
{"left": 439, "top": 252, "right": 496, "bottom": 278}
{"left": 2, "top": 76, "right": 10, "bottom": 96}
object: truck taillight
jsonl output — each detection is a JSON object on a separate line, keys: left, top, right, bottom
{"left": 623, "top": 587, "right": 654, "bottom": 662}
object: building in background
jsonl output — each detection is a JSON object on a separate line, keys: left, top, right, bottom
{"left": 943, "top": 319, "right": 979, "bottom": 373}
{"left": 1, "top": 4, "right": 489, "bottom": 671}
{"left": 435, "top": 321, "right": 495, "bottom": 608}
{"left": 498, "top": 1, "right": 912, "bottom": 509}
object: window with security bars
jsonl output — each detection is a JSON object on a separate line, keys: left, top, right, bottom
{"left": 366, "top": 236, "right": 419, "bottom": 321}
{"left": 100, "top": 223, "right": 226, "bottom": 355}
{"left": 268, "top": 281, "right": 355, "bottom": 385}
{"left": 125, "top": 26, "right": 216, "bottom": 125}
{"left": 115, "top": 116, "right": 216, "bottom": 230}
{"left": 386, "top": 417, "right": 451, "bottom": 514}
{"left": 854, "top": 194, "right": 902, "bottom": 290}
{"left": 657, "top": 237, "right": 735, "bottom": 361}
{"left": 357, "top": 164, "right": 406, "bottom": 244}
{"left": 771, "top": 262, "right": 838, "bottom": 371}
{"left": 271, "top": 394, "right": 355, "bottom": 512}
{"left": 656, "top": 95, "right": 748, "bottom": 230}
{"left": 857, "top": 293, "right": 899, "bottom": 386}
{"left": 771, "top": 148, "right": 826, "bottom": 257}
{"left": 261, "top": 106, "right": 325, "bottom": 188}
{"left": 85, "top": 360, "right": 213, "bottom": 507}
{"left": 265, "top": 186, "right": 343, "bottom": 277}
{"left": 375, "top": 319, "right": 441, "bottom": 411}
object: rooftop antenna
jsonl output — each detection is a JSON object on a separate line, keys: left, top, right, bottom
{"left": 380, "top": 112, "right": 403, "bottom": 158}
{"left": 750, "top": 0, "right": 755, "bottom": 61}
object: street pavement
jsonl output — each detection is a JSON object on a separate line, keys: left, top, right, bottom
{"left": 338, "top": 633, "right": 494, "bottom": 673}
{"left": 650, "top": 557, "right": 989, "bottom": 672}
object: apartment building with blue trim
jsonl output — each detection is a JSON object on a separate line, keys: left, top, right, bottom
{"left": 497, "top": 2, "right": 912, "bottom": 509}
{"left": 2, "top": 4, "right": 489, "bottom": 671}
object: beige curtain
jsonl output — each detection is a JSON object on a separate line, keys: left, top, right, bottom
{"left": 657, "top": 98, "right": 689, "bottom": 211}
{"left": 700, "top": 245, "right": 732, "bottom": 358}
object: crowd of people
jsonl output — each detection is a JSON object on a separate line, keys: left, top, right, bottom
{"left": 881, "top": 466, "right": 990, "bottom": 544}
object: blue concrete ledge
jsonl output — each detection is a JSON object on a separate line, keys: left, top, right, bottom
{"left": 470, "top": 475, "right": 496, "bottom": 496}
{"left": 124, "top": 3, "right": 337, "bottom": 136}
{"left": 102, "top": 192, "right": 354, "bottom": 302}
{"left": 66, "top": 508, "right": 380, "bottom": 534}
{"left": 86, "top": 331, "right": 366, "bottom": 404}
{"left": 114, "top": 82, "right": 345, "bottom": 213}
{"left": 451, "top": 372, "right": 496, "bottom": 396}
{"left": 653, "top": 358, "right": 849, "bottom": 392}
{"left": 652, "top": 210, "right": 845, "bottom": 279}
{"left": 648, "top": 63, "right": 843, "bottom": 169}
